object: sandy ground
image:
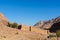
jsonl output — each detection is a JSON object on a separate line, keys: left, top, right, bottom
{"left": 0, "top": 23, "right": 44, "bottom": 40}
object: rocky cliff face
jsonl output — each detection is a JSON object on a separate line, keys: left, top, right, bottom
{"left": 34, "top": 16, "right": 60, "bottom": 29}
{"left": 0, "top": 13, "right": 8, "bottom": 26}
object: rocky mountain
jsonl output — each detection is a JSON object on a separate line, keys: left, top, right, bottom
{"left": 34, "top": 16, "right": 60, "bottom": 29}
{"left": 54, "top": 16, "right": 60, "bottom": 23}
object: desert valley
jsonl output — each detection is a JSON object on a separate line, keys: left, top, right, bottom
{"left": 0, "top": 13, "right": 60, "bottom": 40}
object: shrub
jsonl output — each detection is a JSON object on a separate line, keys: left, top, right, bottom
{"left": 7, "top": 22, "right": 18, "bottom": 28}
{"left": 49, "top": 35, "right": 56, "bottom": 37}
{"left": 12, "top": 22, "right": 18, "bottom": 28}
{"left": 48, "top": 34, "right": 57, "bottom": 38}
{"left": 7, "top": 22, "right": 12, "bottom": 27}
{"left": 56, "top": 30, "right": 60, "bottom": 37}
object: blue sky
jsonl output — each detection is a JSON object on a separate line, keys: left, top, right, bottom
{"left": 0, "top": 0, "right": 60, "bottom": 26}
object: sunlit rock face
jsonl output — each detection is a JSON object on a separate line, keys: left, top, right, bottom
{"left": 0, "top": 13, "right": 8, "bottom": 26}
{"left": 54, "top": 16, "right": 60, "bottom": 23}
{"left": 34, "top": 16, "right": 60, "bottom": 29}
{"left": 34, "top": 21, "right": 45, "bottom": 28}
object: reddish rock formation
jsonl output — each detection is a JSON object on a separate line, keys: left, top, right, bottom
{"left": 0, "top": 13, "right": 8, "bottom": 26}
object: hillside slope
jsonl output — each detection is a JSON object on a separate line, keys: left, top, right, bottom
{"left": 34, "top": 16, "right": 60, "bottom": 29}
{"left": 0, "top": 23, "right": 44, "bottom": 40}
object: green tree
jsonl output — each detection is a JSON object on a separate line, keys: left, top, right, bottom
{"left": 7, "top": 22, "right": 18, "bottom": 28}
{"left": 12, "top": 22, "right": 18, "bottom": 28}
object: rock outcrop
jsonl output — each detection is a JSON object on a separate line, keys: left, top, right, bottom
{"left": 34, "top": 16, "right": 60, "bottom": 29}
{"left": 0, "top": 13, "right": 8, "bottom": 26}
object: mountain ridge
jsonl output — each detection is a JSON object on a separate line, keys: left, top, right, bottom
{"left": 34, "top": 16, "right": 60, "bottom": 29}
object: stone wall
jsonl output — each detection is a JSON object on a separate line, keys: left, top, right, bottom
{"left": 21, "top": 24, "right": 30, "bottom": 31}
{"left": 19, "top": 24, "right": 48, "bottom": 35}
{"left": 31, "top": 26, "right": 48, "bottom": 35}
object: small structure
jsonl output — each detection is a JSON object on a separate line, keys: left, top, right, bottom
{"left": 18, "top": 25, "right": 22, "bottom": 29}
{"left": 18, "top": 24, "right": 30, "bottom": 31}
{"left": 17, "top": 24, "right": 48, "bottom": 35}
{"left": 29, "top": 26, "right": 31, "bottom": 31}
